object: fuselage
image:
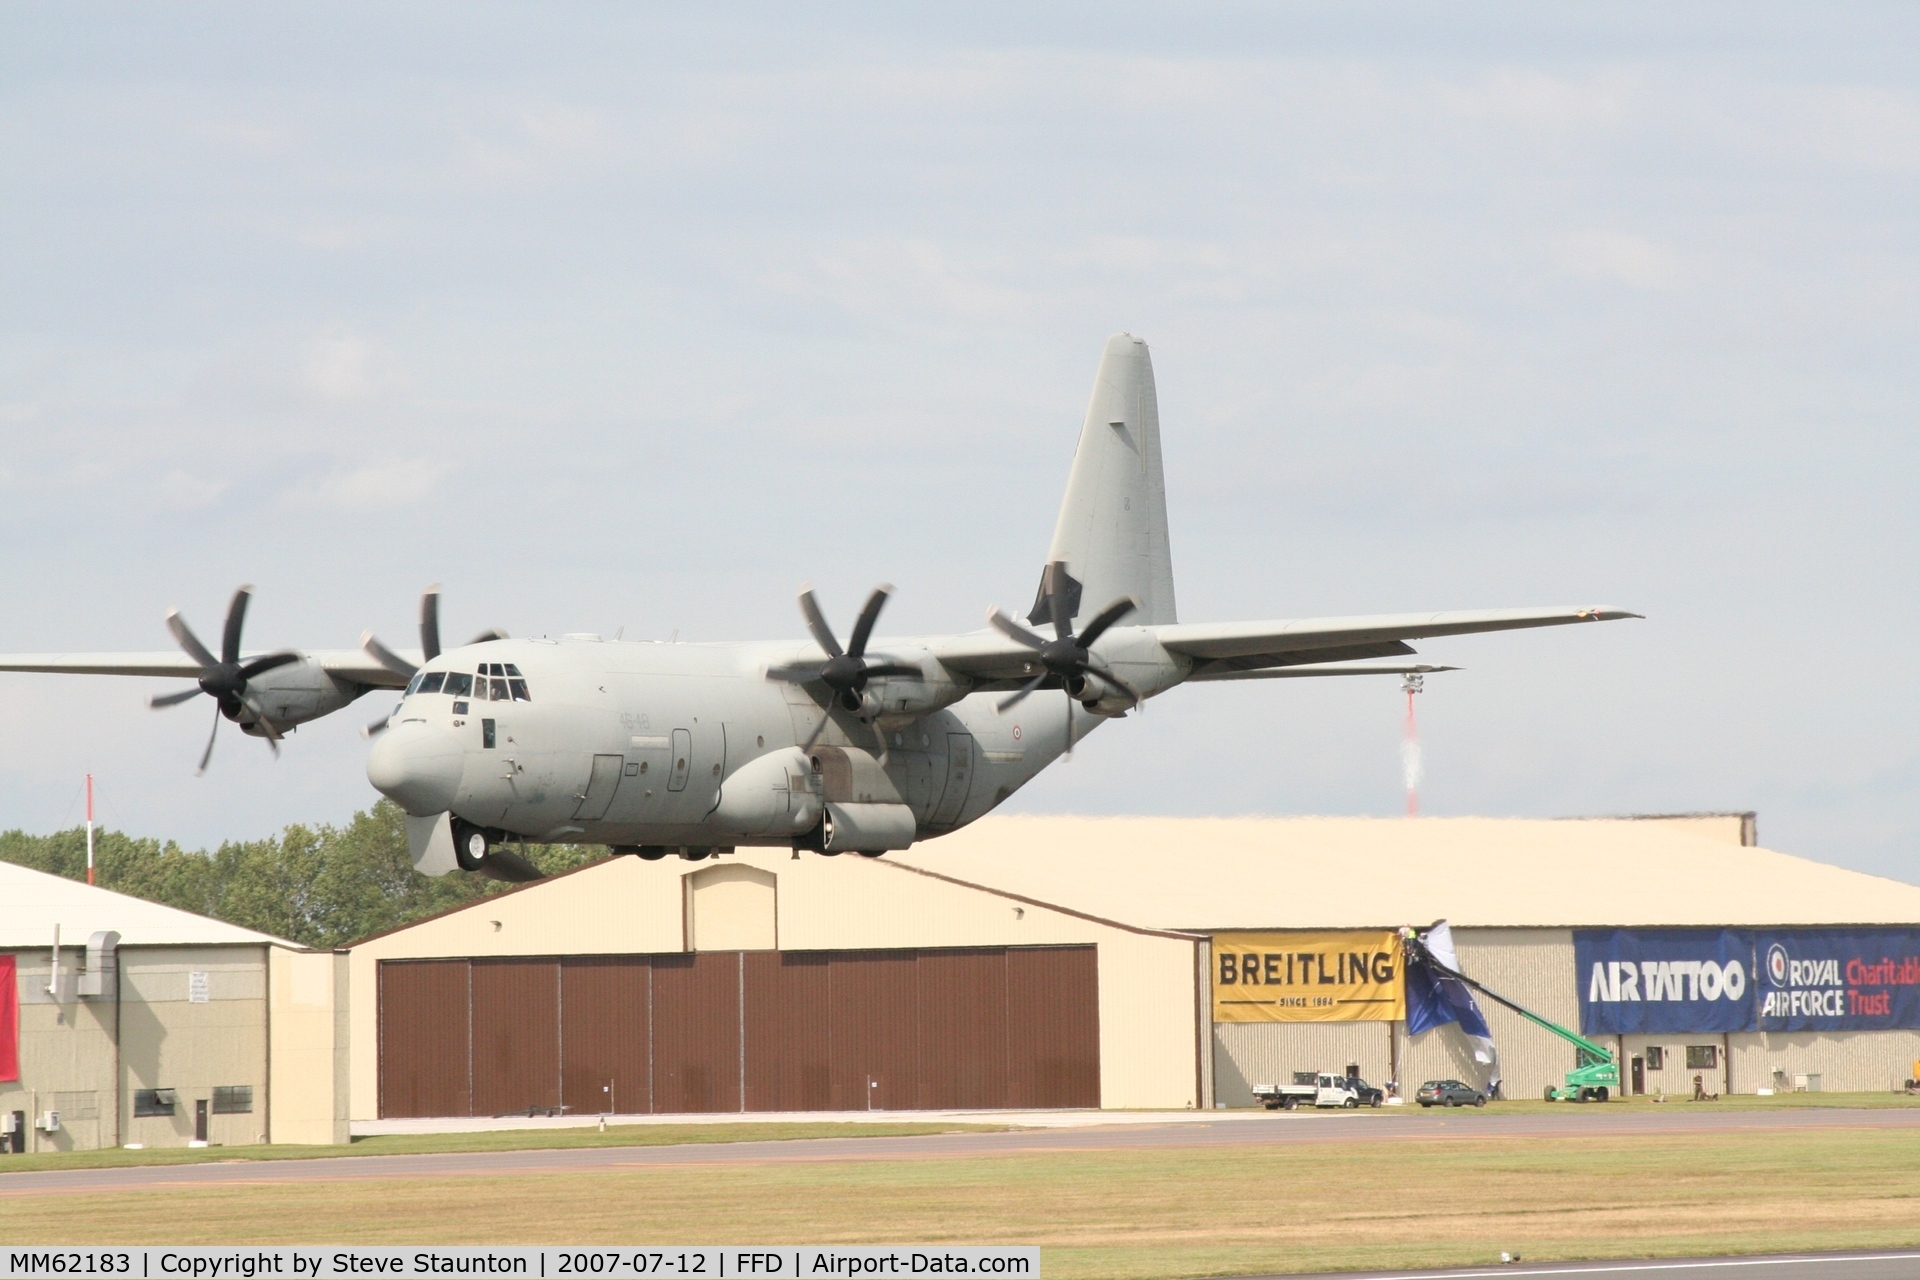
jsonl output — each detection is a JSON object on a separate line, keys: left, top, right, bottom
{"left": 365, "top": 634, "right": 1075, "bottom": 852}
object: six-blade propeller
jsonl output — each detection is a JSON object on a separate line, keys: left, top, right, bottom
{"left": 987, "top": 581, "right": 1140, "bottom": 712}
{"left": 148, "top": 585, "right": 301, "bottom": 775}
{"left": 766, "top": 584, "right": 923, "bottom": 713}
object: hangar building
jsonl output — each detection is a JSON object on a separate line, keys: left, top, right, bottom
{"left": 350, "top": 813, "right": 1920, "bottom": 1120}
{"left": 1, "top": 862, "right": 348, "bottom": 1151}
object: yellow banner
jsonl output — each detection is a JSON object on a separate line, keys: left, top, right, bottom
{"left": 1212, "top": 930, "right": 1405, "bottom": 1023}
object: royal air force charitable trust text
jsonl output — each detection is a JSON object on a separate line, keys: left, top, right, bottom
{"left": 8, "top": 1253, "right": 1035, "bottom": 1280}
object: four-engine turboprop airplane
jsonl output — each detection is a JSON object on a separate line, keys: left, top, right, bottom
{"left": 0, "top": 335, "right": 1637, "bottom": 882}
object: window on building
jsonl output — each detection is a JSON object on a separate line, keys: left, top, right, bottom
{"left": 1685, "top": 1045, "right": 1718, "bottom": 1070}
{"left": 1645, "top": 1046, "right": 1665, "bottom": 1071}
{"left": 212, "top": 1086, "right": 253, "bottom": 1115}
{"left": 134, "top": 1089, "right": 177, "bottom": 1117}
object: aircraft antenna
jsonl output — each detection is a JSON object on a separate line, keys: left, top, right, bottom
{"left": 1400, "top": 674, "right": 1424, "bottom": 817}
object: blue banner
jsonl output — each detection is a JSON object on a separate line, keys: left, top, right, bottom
{"left": 1575, "top": 929, "right": 1754, "bottom": 1034}
{"left": 1754, "top": 930, "right": 1920, "bottom": 1031}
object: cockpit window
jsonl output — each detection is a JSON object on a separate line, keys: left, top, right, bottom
{"left": 418, "top": 671, "right": 446, "bottom": 694}
{"left": 405, "top": 672, "right": 424, "bottom": 695}
{"left": 472, "top": 661, "right": 531, "bottom": 702}
{"left": 443, "top": 672, "right": 474, "bottom": 698}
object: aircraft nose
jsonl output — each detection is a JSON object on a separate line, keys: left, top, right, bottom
{"left": 366, "top": 720, "right": 465, "bottom": 815}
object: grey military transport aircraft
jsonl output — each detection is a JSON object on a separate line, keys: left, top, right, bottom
{"left": 0, "top": 336, "right": 1636, "bottom": 882}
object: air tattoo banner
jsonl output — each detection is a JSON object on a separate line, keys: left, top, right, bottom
{"left": 1576, "top": 929, "right": 1754, "bottom": 1035}
{"left": 1754, "top": 930, "right": 1920, "bottom": 1031}
{"left": 1212, "top": 930, "right": 1405, "bottom": 1022}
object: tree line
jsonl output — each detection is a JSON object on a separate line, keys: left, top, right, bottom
{"left": 0, "top": 801, "right": 598, "bottom": 949}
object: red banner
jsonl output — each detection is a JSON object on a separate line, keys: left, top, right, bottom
{"left": 0, "top": 955, "right": 17, "bottom": 1081}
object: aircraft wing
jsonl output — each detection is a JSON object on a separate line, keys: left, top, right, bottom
{"left": 923, "top": 632, "right": 1050, "bottom": 688}
{"left": 1186, "top": 662, "right": 1457, "bottom": 683}
{"left": 1154, "top": 606, "right": 1638, "bottom": 678}
{"left": 320, "top": 650, "right": 416, "bottom": 687}
{"left": 0, "top": 649, "right": 412, "bottom": 688}
{"left": 0, "top": 652, "right": 207, "bottom": 677}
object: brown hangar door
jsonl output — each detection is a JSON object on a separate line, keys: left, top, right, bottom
{"left": 378, "top": 945, "right": 1099, "bottom": 1118}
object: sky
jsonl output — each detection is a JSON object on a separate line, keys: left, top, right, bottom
{"left": 2, "top": 4, "right": 1918, "bottom": 879}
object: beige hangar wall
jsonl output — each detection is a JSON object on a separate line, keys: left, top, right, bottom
{"left": 348, "top": 853, "right": 1203, "bottom": 1119}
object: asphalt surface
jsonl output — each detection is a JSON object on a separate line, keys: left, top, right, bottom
{"left": 2, "top": 1106, "right": 1918, "bottom": 1195}
{"left": 1258, "top": 1252, "right": 1920, "bottom": 1280}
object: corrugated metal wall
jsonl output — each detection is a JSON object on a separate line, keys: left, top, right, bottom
{"left": 378, "top": 944, "right": 1099, "bottom": 1118}
{"left": 1212, "top": 1023, "right": 1394, "bottom": 1106}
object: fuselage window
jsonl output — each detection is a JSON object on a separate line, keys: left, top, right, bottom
{"left": 418, "top": 672, "right": 446, "bottom": 695}
{"left": 444, "top": 672, "right": 474, "bottom": 698}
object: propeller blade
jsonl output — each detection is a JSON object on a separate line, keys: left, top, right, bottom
{"left": 361, "top": 708, "right": 396, "bottom": 738}
{"left": 765, "top": 663, "right": 828, "bottom": 683}
{"left": 1047, "top": 580, "right": 1070, "bottom": 642}
{"left": 859, "top": 662, "right": 923, "bottom": 680}
{"left": 1085, "top": 665, "right": 1143, "bottom": 707}
{"left": 986, "top": 607, "right": 1047, "bottom": 651}
{"left": 467, "top": 628, "right": 508, "bottom": 645}
{"left": 420, "top": 585, "right": 442, "bottom": 663}
{"left": 997, "top": 672, "right": 1049, "bottom": 712}
{"left": 195, "top": 705, "right": 220, "bottom": 776}
{"left": 360, "top": 632, "right": 418, "bottom": 678}
{"left": 1075, "top": 596, "right": 1139, "bottom": 649}
{"left": 238, "top": 651, "right": 301, "bottom": 681}
{"left": 796, "top": 586, "right": 843, "bottom": 658}
{"left": 869, "top": 718, "right": 889, "bottom": 766}
{"left": 242, "top": 695, "right": 283, "bottom": 757}
{"left": 165, "top": 609, "right": 219, "bottom": 670}
{"left": 800, "top": 710, "right": 833, "bottom": 753}
{"left": 846, "top": 584, "right": 892, "bottom": 659}
{"left": 221, "top": 585, "right": 253, "bottom": 666}
{"left": 150, "top": 687, "right": 203, "bottom": 709}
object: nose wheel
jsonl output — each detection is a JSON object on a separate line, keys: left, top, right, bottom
{"left": 451, "top": 818, "right": 544, "bottom": 883}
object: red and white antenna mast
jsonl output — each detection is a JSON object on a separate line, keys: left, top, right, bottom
{"left": 85, "top": 773, "right": 95, "bottom": 885}
{"left": 1400, "top": 674, "right": 1424, "bottom": 817}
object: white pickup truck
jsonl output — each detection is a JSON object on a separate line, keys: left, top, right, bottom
{"left": 1251, "top": 1072, "right": 1383, "bottom": 1110}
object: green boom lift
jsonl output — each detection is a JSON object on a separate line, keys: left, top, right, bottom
{"left": 1404, "top": 934, "right": 1620, "bottom": 1103}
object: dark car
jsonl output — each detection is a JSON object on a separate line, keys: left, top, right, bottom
{"left": 1417, "top": 1079, "right": 1487, "bottom": 1108}
{"left": 1346, "top": 1076, "right": 1385, "bottom": 1107}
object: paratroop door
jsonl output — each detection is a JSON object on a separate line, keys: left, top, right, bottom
{"left": 573, "top": 754, "right": 626, "bottom": 820}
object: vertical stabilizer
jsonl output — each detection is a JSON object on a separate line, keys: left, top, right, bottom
{"left": 1031, "top": 334, "right": 1177, "bottom": 627}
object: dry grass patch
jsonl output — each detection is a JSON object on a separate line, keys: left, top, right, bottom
{"left": 4, "top": 1129, "right": 1920, "bottom": 1278}
{"left": 0, "top": 1122, "right": 999, "bottom": 1173}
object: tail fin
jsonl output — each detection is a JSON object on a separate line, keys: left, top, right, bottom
{"left": 1030, "top": 333, "right": 1177, "bottom": 628}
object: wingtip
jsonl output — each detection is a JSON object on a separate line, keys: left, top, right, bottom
{"left": 1578, "top": 607, "right": 1644, "bottom": 621}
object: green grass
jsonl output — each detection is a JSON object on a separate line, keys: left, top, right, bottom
{"left": 0, "top": 1121, "right": 1004, "bottom": 1174}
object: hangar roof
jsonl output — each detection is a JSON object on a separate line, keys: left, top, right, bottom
{"left": 0, "top": 860, "right": 289, "bottom": 947}
{"left": 887, "top": 815, "right": 1920, "bottom": 931}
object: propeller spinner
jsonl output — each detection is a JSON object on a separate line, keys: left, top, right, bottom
{"left": 148, "top": 585, "right": 301, "bottom": 774}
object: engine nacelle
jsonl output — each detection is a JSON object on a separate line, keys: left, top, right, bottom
{"left": 235, "top": 656, "right": 365, "bottom": 733}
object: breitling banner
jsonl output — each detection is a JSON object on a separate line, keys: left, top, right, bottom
{"left": 1212, "top": 930, "right": 1405, "bottom": 1022}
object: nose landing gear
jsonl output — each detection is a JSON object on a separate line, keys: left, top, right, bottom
{"left": 450, "top": 818, "right": 544, "bottom": 883}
